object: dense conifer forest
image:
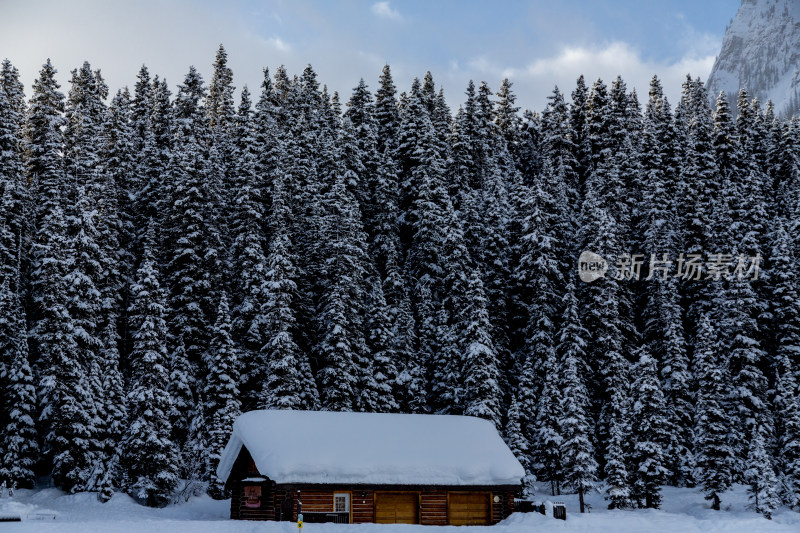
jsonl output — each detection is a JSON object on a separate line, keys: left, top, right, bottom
{"left": 0, "top": 45, "right": 799, "bottom": 517}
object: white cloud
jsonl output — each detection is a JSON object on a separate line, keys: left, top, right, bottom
{"left": 371, "top": 1, "right": 402, "bottom": 21}
{"left": 265, "top": 36, "right": 291, "bottom": 52}
{"left": 457, "top": 41, "right": 716, "bottom": 110}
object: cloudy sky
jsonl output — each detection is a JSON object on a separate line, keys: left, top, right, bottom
{"left": 2, "top": 0, "right": 739, "bottom": 112}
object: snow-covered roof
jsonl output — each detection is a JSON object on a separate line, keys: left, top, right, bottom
{"left": 216, "top": 410, "right": 525, "bottom": 486}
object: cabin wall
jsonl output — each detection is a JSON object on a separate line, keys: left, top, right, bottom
{"left": 226, "top": 448, "right": 518, "bottom": 525}
{"left": 230, "top": 481, "right": 275, "bottom": 521}
{"left": 420, "top": 490, "right": 448, "bottom": 525}
{"left": 352, "top": 490, "right": 374, "bottom": 523}
{"left": 231, "top": 483, "right": 515, "bottom": 524}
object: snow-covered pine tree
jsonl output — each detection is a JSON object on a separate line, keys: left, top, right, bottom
{"left": 0, "top": 61, "right": 29, "bottom": 288}
{"left": 579, "top": 86, "right": 633, "bottom": 507}
{"left": 104, "top": 87, "right": 137, "bottom": 355}
{"left": 533, "top": 342, "right": 564, "bottom": 496}
{"left": 206, "top": 44, "right": 236, "bottom": 133}
{"left": 0, "top": 275, "right": 38, "bottom": 489}
{"left": 581, "top": 195, "right": 632, "bottom": 510}
{"left": 343, "top": 78, "right": 379, "bottom": 223}
{"left": 557, "top": 281, "right": 597, "bottom": 513}
{"left": 693, "top": 314, "right": 733, "bottom": 510}
{"left": 140, "top": 75, "right": 173, "bottom": 248}
{"left": 460, "top": 268, "right": 502, "bottom": 429}
{"left": 374, "top": 64, "right": 400, "bottom": 156}
{"left": 63, "top": 182, "right": 106, "bottom": 484}
{"left": 569, "top": 75, "right": 591, "bottom": 192}
{"left": 717, "top": 246, "right": 769, "bottom": 474}
{"left": 504, "top": 394, "right": 533, "bottom": 491}
{"left": 228, "top": 86, "right": 270, "bottom": 410}
{"left": 259, "top": 171, "right": 304, "bottom": 410}
{"left": 360, "top": 272, "right": 400, "bottom": 413}
{"left": 679, "top": 78, "right": 719, "bottom": 332}
{"left": 314, "top": 168, "right": 369, "bottom": 412}
{"left": 122, "top": 226, "right": 178, "bottom": 507}
{"left": 603, "top": 379, "right": 632, "bottom": 510}
{"left": 640, "top": 77, "right": 692, "bottom": 486}
{"left": 629, "top": 347, "right": 669, "bottom": 509}
{"left": 744, "top": 426, "right": 780, "bottom": 519}
{"left": 25, "top": 60, "right": 95, "bottom": 493}
{"left": 477, "top": 158, "right": 514, "bottom": 390}
{"left": 204, "top": 293, "right": 241, "bottom": 499}
{"left": 768, "top": 218, "right": 800, "bottom": 508}
{"left": 401, "top": 94, "right": 450, "bottom": 413}
{"left": 513, "top": 158, "right": 570, "bottom": 493}
{"left": 773, "top": 348, "right": 800, "bottom": 509}
{"left": 165, "top": 69, "right": 222, "bottom": 437}
{"left": 493, "top": 78, "right": 522, "bottom": 163}
{"left": 95, "top": 320, "right": 126, "bottom": 502}
{"left": 434, "top": 198, "right": 475, "bottom": 414}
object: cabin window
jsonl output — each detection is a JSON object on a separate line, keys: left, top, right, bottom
{"left": 334, "top": 493, "right": 350, "bottom": 513}
{"left": 247, "top": 459, "right": 259, "bottom": 475}
{"left": 244, "top": 485, "right": 262, "bottom": 509}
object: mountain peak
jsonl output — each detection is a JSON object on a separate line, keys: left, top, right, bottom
{"left": 707, "top": 0, "right": 800, "bottom": 117}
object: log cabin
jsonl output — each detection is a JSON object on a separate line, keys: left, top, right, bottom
{"left": 216, "top": 410, "right": 524, "bottom": 525}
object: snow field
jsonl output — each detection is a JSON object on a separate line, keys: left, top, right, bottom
{"left": 1, "top": 484, "right": 799, "bottom": 533}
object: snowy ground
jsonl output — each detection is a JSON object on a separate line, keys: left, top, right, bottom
{"left": 1, "top": 484, "right": 798, "bottom": 532}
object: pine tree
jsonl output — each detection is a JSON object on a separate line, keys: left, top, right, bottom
{"left": 461, "top": 269, "right": 502, "bottom": 429}
{"left": 122, "top": 230, "right": 178, "bottom": 507}
{"left": 0, "top": 276, "right": 38, "bottom": 489}
{"left": 569, "top": 75, "right": 591, "bottom": 192}
{"left": 558, "top": 281, "right": 597, "bottom": 512}
{"left": 0, "top": 61, "right": 29, "bottom": 288}
{"left": 63, "top": 184, "right": 106, "bottom": 483}
{"left": 360, "top": 273, "right": 399, "bottom": 413}
{"left": 640, "top": 78, "right": 692, "bottom": 486}
{"left": 25, "top": 61, "right": 96, "bottom": 490}
{"left": 229, "top": 87, "right": 269, "bottom": 410}
{"left": 374, "top": 64, "right": 399, "bottom": 155}
{"left": 745, "top": 426, "right": 780, "bottom": 519}
{"left": 260, "top": 174, "right": 306, "bottom": 410}
{"left": 773, "top": 350, "right": 800, "bottom": 509}
{"left": 629, "top": 347, "right": 669, "bottom": 509}
{"left": 693, "top": 314, "right": 733, "bottom": 510}
{"left": 206, "top": 44, "right": 236, "bottom": 132}
{"left": 27, "top": 63, "right": 70, "bottom": 458}
{"left": 95, "top": 321, "right": 126, "bottom": 502}
{"left": 314, "top": 171, "right": 369, "bottom": 412}
{"left": 533, "top": 342, "right": 564, "bottom": 496}
{"left": 104, "top": 87, "right": 137, "bottom": 359}
{"left": 167, "top": 334, "right": 194, "bottom": 447}
{"left": 204, "top": 293, "right": 241, "bottom": 499}
{"left": 165, "top": 68, "right": 221, "bottom": 413}
{"left": 504, "top": 394, "right": 532, "bottom": 491}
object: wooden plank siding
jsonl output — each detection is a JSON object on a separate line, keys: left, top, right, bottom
{"left": 448, "top": 492, "right": 490, "bottom": 526}
{"left": 296, "top": 491, "right": 334, "bottom": 513}
{"left": 375, "top": 492, "right": 419, "bottom": 524}
{"left": 230, "top": 481, "right": 276, "bottom": 521}
{"left": 420, "top": 490, "right": 448, "bottom": 525}
{"left": 352, "top": 490, "right": 374, "bottom": 523}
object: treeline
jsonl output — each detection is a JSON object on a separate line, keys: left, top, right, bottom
{"left": 0, "top": 45, "right": 799, "bottom": 516}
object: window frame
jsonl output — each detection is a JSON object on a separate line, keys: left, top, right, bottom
{"left": 333, "top": 492, "right": 351, "bottom": 514}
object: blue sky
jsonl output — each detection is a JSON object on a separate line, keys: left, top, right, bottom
{"left": 2, "top": 0, "right": 739, "bottom": 111}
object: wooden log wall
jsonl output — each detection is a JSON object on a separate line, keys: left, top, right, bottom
{"left": 231, "top": 482, "right": 275, "bottom": 521}
{"left": 352, "top": 490, "right": 374, "bottom": 523}
{"left": 420, "top": 490, "right": 448, "bottom": 525}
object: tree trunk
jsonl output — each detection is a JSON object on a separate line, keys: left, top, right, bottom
{"left": 579, "top": 486, "right": 585, "bottom": 513}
